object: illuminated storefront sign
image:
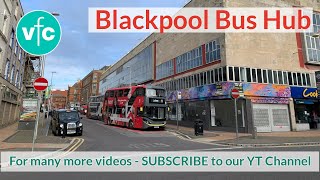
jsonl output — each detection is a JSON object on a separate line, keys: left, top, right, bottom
{"left": 290, "top": 87, "right": 319, "bottom": 99}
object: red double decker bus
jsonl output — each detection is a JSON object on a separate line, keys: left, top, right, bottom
{"left": 102, "top": 85, "right": 166, "bottom": 129}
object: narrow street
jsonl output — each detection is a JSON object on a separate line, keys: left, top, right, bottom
{"left": 1, "top": 117, "right": 319, "bottom": 180}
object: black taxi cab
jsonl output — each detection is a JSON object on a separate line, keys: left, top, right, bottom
{"left": 51, "top": 109, "right": 83, "bottom": 136}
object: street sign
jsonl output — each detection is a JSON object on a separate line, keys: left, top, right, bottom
{"left": 231, "top": 88, "right": 240, "bottom": 99}
{"left": 33, "top": 77, "right": 48, "bottom": 91}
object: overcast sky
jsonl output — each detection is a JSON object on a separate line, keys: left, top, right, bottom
{"left": 20, "top": 0, "right": 188, "bottom": 90}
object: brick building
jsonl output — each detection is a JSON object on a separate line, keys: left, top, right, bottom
{"left": 67, "top": 80, "right": 82, "bottom": 109}
{"left": 51, "top": 90, "right": 68, "bottom": 109}
{"left": 80, "top": 70, "right": 103, "bottom": 105}
{"left": 99, "top": 0, "right": 320, "bottom": 133}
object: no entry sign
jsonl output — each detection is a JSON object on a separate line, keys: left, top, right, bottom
{"left": 33, "top": 77, "right": 48, "bottom": 91}
{"left": 231, "top": 88, "right": 240, "bottom": 99}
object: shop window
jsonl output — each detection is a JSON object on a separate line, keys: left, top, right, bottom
{"left": 228, "top": 67, "right": 234, "bottom": 81}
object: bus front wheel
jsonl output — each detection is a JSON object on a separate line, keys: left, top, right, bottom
{"left": 128, "top": 120, "right": 134, "bottom": 129}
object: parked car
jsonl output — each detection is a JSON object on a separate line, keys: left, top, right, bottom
{"left": 51, "top": 109, "right": 83, "bottom": 136}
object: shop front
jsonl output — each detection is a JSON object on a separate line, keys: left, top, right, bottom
{"left": 166, "top": 82, "right": 250, "bottom": 132}
{"left": 243, "top": 83, "right": 292, "bottom": 133}
{"left": 290, "top": 87, "right": 320, "bottom": 131}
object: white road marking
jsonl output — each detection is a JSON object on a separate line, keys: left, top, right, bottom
{"left": 34, "top": 82, "right": 48, "bottom": 86}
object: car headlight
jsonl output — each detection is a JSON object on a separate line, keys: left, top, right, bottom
{"left": 60, "top": 124, "right": 64, "bottom": 128}
{"left": 79, "top": 123, "right": 83, "bottom": 127}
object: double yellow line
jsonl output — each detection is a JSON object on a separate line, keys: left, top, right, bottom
{"left": 65, "top": 138, "right": 84, "bottom": 152}
{"left": 54, "top": 138, "right": 84, "bottom": 159}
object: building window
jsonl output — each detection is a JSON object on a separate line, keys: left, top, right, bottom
{"left": 252, "top": 69, "right": 257, "bottom": 82}
{"left": 283, "top": 71, "right": 288, "bottom": 85}
{"left": 262, "top": 70, "right": 267, "bottom": 83}
{"left": 306, "top": 74, "right": 311, "bottom": 86}
{"left": 10, "top": 29, "right": 15, "bottom": 48}
{"left": 297, "top": 73, "right": 302, "bottom": 86}
{"left": 222, "top": 67, "right": 227, "bottom": 81}
{"left": 278, "top": 71, "right": 283, "bottom": 84}
{"left": 240, "top": 67, "right": 246, "bottom": 82}
{"left": 303, "top": 12, "right": 320, "bottom": 64}
{"left": 218, "top": 68, "right": 222, "bottom": 81}
{"left": 234, "top": 67, "right": 240, "bottom": 82}
{"left": 176, "top": 46, "right": 202, "bottom": 73}
{"left": 15, "top": 71, "right": 20, "bottom": 87}
{"left": 210, "top": 70, "right": 215, "bottom": 83}
{"left": 302, "top": 73, "right": 307, "bottom": 86}
{"left": 257, "top": 69, "right": 262, "bottom": 83}
{"left": 293, "top": 73, "right": 297, "bottom": 85}
{"left": 273, "top": 70, "right": 278, "bottom": 84}
{"left": 156, "top": 59, "right": 174, "bottom": 80}
{"left": 10, "top": 66, "right": 15, "bottom": 83}
{"left": 246, "top": 68, "right": 251, "bottom": 82}
{"left": 4, "top": 60, "right": 10, "bottom": 80}
{"left": 14, "top": 40, "right": 18, "bottom": 54}
{"left": 19, "top": 48, "right": 22, "bottom": 60}
{"left": 205, "top": 39, "right": 221, "bottom": 63}
{"left": 288, "top": 72, "right": 293, "bottom": 85}
{"left": 228, "top": 67, "right": 234, "bottom": 81}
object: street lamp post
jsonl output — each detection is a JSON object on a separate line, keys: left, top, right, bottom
{"left": 50, "top": 71, "right": 57, "bottom": 87}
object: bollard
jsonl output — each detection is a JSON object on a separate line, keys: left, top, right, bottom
{"left": 62, "top": 123, "right": 67, "bottom": 138}
{"left": 252, "top": 126, "right": 257, "bottom": 139}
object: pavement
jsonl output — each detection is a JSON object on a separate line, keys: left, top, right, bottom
{"left": 165, "top": 124, "right": 320, "bottom": 146}
{"left": 0, "top": 113, "right": 72, "bottom": 151}
{"left": 1, "top": 117, "right": 320, "bottom": 180}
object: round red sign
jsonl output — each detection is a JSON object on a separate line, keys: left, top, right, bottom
{"left": 231, "top": 88, "right": 240, "bottom": 99}
{"left": 33, "top": 77, "right": 49, "bottom": 91}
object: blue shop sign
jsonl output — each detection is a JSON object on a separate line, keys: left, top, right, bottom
{"left": 290, "top": 87, "right": 319, "bottom": 99}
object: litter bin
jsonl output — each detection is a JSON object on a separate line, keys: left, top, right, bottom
{"left": 194, "top": 119, "right": 203, "bottom": 136}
